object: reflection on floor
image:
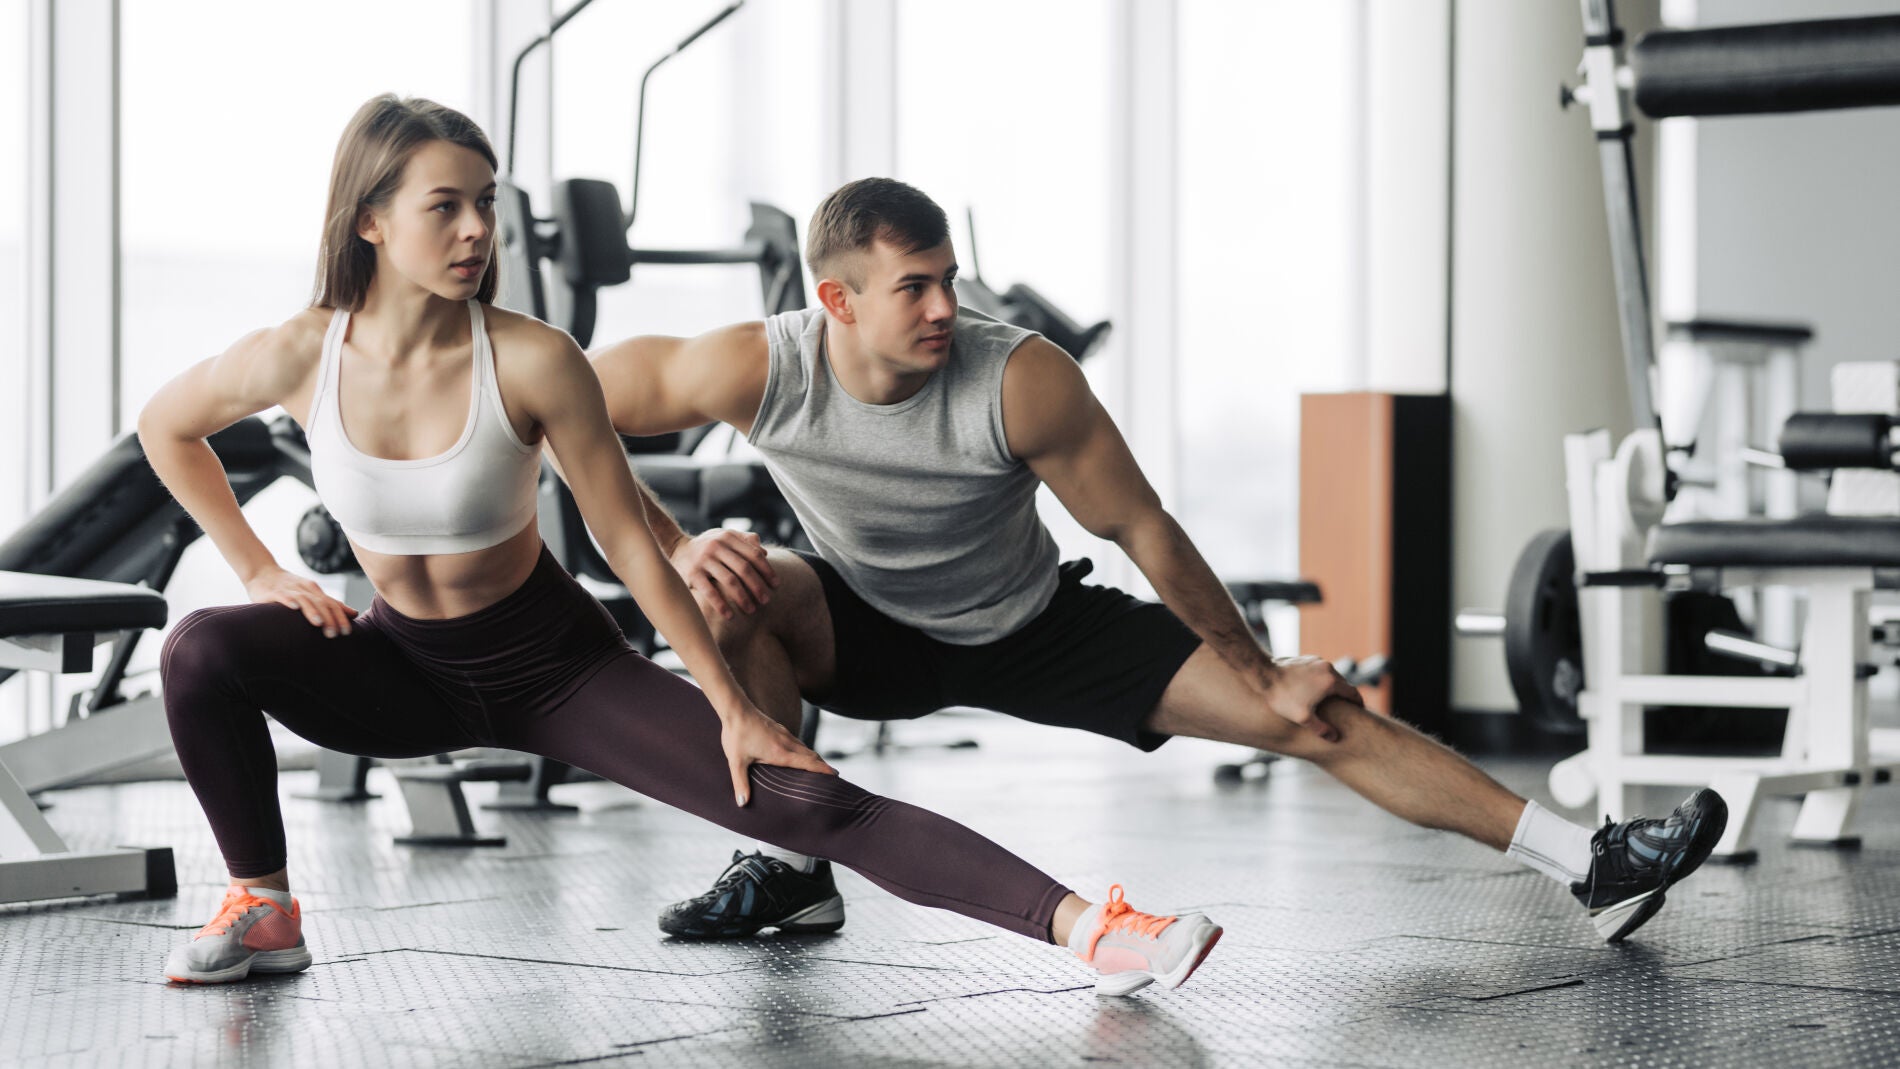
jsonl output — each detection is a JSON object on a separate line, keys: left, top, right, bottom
{"left": 7, "top": 713, "right": 1900, "bottom": 1068}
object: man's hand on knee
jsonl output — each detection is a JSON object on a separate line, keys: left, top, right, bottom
{"left": 1257, "top": 656, "right": 1364, "bottom": 744}
{"left": 672, "top": 529, "right": 779, "bottom": 620}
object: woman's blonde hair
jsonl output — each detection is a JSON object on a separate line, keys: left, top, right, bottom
{"left": 312, "top": 94, "right": 499, "bottom": 310}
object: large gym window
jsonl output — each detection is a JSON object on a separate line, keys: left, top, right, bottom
{"left": 118, "top": 1, "right": 476, "bottom": 435}
{"left": 1176, "top": 0, "right": 1364, "bottom": 583}
{"left": 0, "top": 5, "right": 26, "bottom": 538}
{"left": 894, "top": 0, "right": 1111, "bottom": 336}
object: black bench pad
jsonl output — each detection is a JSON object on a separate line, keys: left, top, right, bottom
{"left": 0, "top": 571, "right": 168, "bottom": 638}
{"left": 1649, "top": 516, "right": 1900, "bottom": 568}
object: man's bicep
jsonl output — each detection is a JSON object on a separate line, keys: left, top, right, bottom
{"left": 592, "top": 327, "right": 763, "bottom": 435}
{"left": 590, "top": 335, "right": 703, "bottom": 435}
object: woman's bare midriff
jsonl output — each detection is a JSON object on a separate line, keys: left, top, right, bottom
{"left": 350, "top": 520, "right": 544, "bottom": 620}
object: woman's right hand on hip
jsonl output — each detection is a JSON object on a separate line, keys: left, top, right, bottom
{"left": 245, "top": 566, "right": 358, "bottom": 638}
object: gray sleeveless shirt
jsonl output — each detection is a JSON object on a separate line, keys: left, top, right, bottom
{"left": 748, "top": 307, "right": 1060, "bottom": 644}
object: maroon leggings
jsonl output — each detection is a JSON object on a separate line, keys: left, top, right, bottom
{"left": 159, "top": 547, "right": 1070, "bottom": 941}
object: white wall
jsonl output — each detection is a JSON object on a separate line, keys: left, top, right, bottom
{"left": 1448, "top": 0, "right": 1658, "bottom": 711}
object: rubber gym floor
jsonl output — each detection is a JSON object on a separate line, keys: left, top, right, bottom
{"left": 6, "top": 711, "right": 1900, "bottom": 1068}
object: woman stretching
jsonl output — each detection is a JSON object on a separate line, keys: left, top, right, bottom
{"left": 140, "top": 95, "right": 1221, "bottom": 997}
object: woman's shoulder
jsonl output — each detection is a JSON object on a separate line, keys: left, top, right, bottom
{"left": 482, "top": 302, "right": 582, "bottom": 363}
{"left": 225, "top": 306, "right": 333, "bottom": 377}
{"left": 234, "top": 305, "right": 330, "bottom": 358}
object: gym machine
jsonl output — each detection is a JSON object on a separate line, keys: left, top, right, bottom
{"left": 497, "top": 0, "right": 797, "bottom": 354}
{"left": 1463, "top": 3, "right": 1900, "bottom": 859}
{"left": 1, "top": 573, "right": 175, "bottom": 905}
{"left": 0, "top": 421, "right": 291, "bottom": 819}
{"left": 0, "top": 419, "right": 282, "bottom": 904}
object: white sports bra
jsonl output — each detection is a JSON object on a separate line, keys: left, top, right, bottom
{"left": 307, "top": 300, "right": 541, "bottom": 556}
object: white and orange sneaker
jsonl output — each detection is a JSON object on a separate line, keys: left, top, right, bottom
{"left": 1073, "top": 885, "right": 1223, "bottom": 996}
{"left": 163, "top": 886, "right": 313, "bottom": 984}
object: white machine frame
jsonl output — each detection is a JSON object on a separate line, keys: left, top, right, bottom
{"left": 1, "top": 620, "right": 174, "bottom": 905}
{"left": 1547, "top": 427, "right": 1900, "bottom": 860}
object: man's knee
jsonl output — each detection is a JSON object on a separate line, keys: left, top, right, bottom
{"left": 1151, "top": 647, "right": 1417, "bottom": 760}
{"left": 705, "top": 603, "right": 768, "bottom": 656}
{"left": 1292, "top": 698, "right": 1411, "bottom": 764}
{"left": 1231, "top": 695, "right": 1392, "bottom": 763}
{"left": 1149, "top": 647, "right": 1312, "bottom": 754}
{"left": 739, "top": 550, "right": 830, "bottom": 642}
{"left": 1247, "top": 704, "right": 1320, "bottom": 757}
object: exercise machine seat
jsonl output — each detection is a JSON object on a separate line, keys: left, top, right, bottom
{"left": 0, "top": 572, "right": 168, "bottom": 638}
{"left": 0, "top": 570, "right": 176, "bottom": 905}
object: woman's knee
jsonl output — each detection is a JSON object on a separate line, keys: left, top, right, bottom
{"left": 747, "top": 765, "right": 876, "bottom": 843}
{"left": 160, "top": 605, "right": 278, "bottom": 694}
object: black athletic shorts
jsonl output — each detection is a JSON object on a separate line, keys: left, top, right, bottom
{"left": 800, "top": 553, "right": 1204, "bottom": 752}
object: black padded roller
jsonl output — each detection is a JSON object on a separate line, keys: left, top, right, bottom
{"left": 1633, "top": 15, "right": 1900, "bottom": 118}
{"left": 1778, "top": 412, "right": 1894, "bottom": 471}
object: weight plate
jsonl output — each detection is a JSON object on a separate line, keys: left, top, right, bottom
{"left": 296, "top": 504, "right": 358, "bottom": 576}
{"left": 1502, "top": 528, "right": 1585, "bottom": 735}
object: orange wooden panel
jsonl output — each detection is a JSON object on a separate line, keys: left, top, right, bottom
{"left": 1298, "top": 392, "right": 1393, "bottom": 714}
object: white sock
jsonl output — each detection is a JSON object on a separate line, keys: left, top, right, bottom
{"left": 755, "top": 843, "right": 816, "bottom": 874}
{"left": 235, "top": 884, "right": 293, "bottom": 907}
{"left": 1065, "top": 903, "right": 1104, "bottom": 956}
{"left": 1506, "top": 800, "right": 1597, "bottom": 886}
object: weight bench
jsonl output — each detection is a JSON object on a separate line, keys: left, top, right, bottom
{"left": 1551, "top": 418, "right": 1900, "bottom": 861}
{"left": 1, "top": 571, "right": 176, "bottom": 904}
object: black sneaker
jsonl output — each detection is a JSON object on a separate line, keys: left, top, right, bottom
{"left": 1571, "top": 787, "right": 1728, "bottom": 942}
{"left": 657, "top": 851, "right": 847, "bottom": 939}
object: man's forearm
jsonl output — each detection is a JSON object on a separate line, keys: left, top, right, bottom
{"left": 1120, "top": 513, "right": 1274, "bottom": 685}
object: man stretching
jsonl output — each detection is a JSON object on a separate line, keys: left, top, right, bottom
{"left": 588, "top": 178, "right": 1726, "bottom": 944}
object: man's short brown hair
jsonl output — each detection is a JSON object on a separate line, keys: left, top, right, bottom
{"left": 805, "top": 178, "right": 950, "bottom": 291}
